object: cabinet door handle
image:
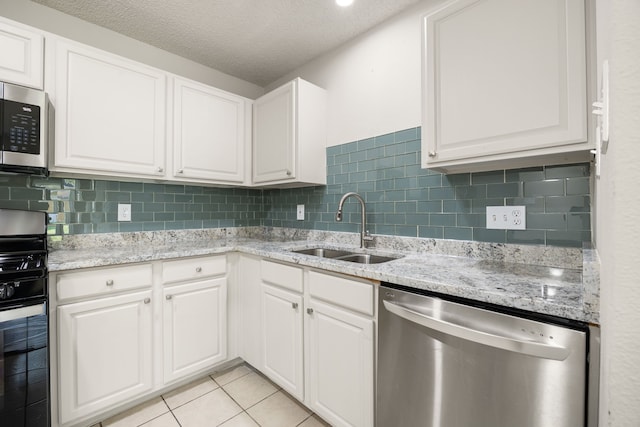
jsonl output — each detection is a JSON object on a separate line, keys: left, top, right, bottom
{"left": 166, "top": 295, "right": 172, "bottom": 300}
{"left": 428, "top": 151, "right": 437, "bottom": 158}
{"left": 292, "top": 302, "right": 298, "bottom": 309}
{"left": 157, "top": 166, "right": 164, "bottom": 173}
{"left": 195, "top": 267, "right": 202, "bottom": 273}
{"left": 144, "top": 298, "right": 151, "bottom": 304}
{"left": 177, "top": 169, "right": 184, "bottom": 174}
{"left": 106, "top": 280, "right": 114, "bottom": 286}
{"left": 286, "top": 170, "right": 292, "bottom": 176}
{"left": 307, "top": 308, "right": 314, "bottom": 315}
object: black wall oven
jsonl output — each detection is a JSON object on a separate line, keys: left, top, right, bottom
{"left": 0, "top": 209, "right": 49, "bottom": 426}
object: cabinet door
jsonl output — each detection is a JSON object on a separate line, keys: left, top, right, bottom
{"left": 261, "top": 283, "right": 304, "bottom": 400}
{"left": 422, "top": 0, "right": 588, "bottom": 171}
{"left": 163, "top": 277, "right": 227, "bottom": 383}
{"left": 0, "top": 19, "right": 43, "bottom": 89}
{"left": 51, "top": 38, "right": 166, "bottom": 178}
{"left": 173, "top": 77, "right": 249, "bottom": 183}
{"left": 307, "top": 299, "right": 374, "bottom": 427}
{"left": 253, "top": 80, "right": 296, "bottom": 183}
{"left": 57, "top": 290, "right": 153, "bottom": 424}
{"left": 237, "top": 255, "right": 262, "bottom": 368}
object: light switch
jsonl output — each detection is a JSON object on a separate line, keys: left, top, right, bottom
{"left": 486, "top": 206, "right": 526, "bottom": 230}
{"left": 297, "top": 204, "right": 305, "bottom": 221}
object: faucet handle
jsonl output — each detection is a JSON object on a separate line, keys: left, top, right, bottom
{"left": 364, "top": 231, "right": 374, "bottom": 241}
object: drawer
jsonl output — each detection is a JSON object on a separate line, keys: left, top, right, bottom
{"left": 308, "top": 270, "right": 374, "bottom": 316}
{"left": 162, "top": 255, "right": 226, "bottom": 284}
{"left": 56, "top": 263, "right": 153, "bottom": 302}
{"left": 261, "top": 260, "right": 303, "bottom": 293}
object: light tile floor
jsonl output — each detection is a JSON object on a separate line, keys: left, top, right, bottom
{"left": 93, "top": 364, "right": 332, "bottom": 427}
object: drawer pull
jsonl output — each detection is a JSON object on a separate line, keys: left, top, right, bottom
{"left": 196, "top": 267, "right": 202, "bottom": 273}
{"left": 166, "top": 295, "right": 173, "bottom": 300}
{"left": 307, "top": 308, "right": 314, "bottom": 315}
{"left": 292, "top": 302, "right": 298, "bottom": 309}
{"left": 106, "top": 280, "right": 114, "bottom": 286}
{"left": 144, "top": 298, "right": 151, "bottom": 304}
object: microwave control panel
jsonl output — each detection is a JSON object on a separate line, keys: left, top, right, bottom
{"left": 2, "top": 99, "right": 41, "bottom": 155}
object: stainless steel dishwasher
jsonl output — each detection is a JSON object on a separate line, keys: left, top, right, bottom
{"left": 377, "top": 283, "right": 599, "bottom": 427}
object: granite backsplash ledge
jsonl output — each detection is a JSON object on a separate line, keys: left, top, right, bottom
{"left": 48, "top": 226, "right": 584, "bottom": 270}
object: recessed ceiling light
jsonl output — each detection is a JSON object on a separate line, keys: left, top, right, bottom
{"left": 336, "top": 0, "right": 354, "bottom": 7}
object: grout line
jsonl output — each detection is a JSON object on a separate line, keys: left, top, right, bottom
{"left": 169, "top": 409, "right": 183, "bottom": 427}
{"left": 245, "top": 410, "right": 262, "bottom": 427}
{"left": 161, "top": 395, "right": 183, "bottom": 427}
{"left": 164, "top": 388, "right": 217, "bottom": 412}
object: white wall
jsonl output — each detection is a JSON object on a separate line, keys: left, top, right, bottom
{"left": 267, "top": 0, "right": 446, "bottom": 147}
{"left": 595, "top": 0, "right": 640, "bottom": 425}
{"left": 0, "top": 0, "right": 263, "bottom": 99}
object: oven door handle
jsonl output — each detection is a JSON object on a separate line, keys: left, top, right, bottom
{"left": 383, "top": 299, "right": 570, "bottom": 361}
{"left": 0, "top": 303, "right": 46, "bottom": 322}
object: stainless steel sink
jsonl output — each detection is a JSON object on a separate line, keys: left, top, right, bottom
{"left": 292, "top": 248, "right": 353, "bottom": 258}
{"left": 291, "top": 247, "right": 399, "bottom": 264}
{"left": 334, "top": 253, "right": 397, "bottom": 264}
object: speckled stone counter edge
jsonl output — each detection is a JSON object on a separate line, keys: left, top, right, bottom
{"left": 47, "top": 227, "right": 601, "bottom": 324}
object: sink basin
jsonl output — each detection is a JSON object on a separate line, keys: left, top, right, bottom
{"left": 292, "top": 248, "right": 353, "bottom": 258}
{"left": 333, "top": 253, "right": 398, "bottom": 264}
{"left": 291, "top": 247, "right": 399, "bottom": 264}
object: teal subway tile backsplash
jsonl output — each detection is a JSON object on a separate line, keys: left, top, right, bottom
{"left": 0, "top": 126, "right": 592, "bottom": 247}
{"left": 263, "top": 127, "right": 592, "bottom": 247}
{"left": 0, "top": 175, "right": 263, "bottom": 235}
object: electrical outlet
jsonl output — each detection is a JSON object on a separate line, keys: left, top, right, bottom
{"left": 486, "top": 206, "right": 526, "bottom": 230}
{"left": 297, "top": 204, "right": 305, "bottom": 221}
{"left": 118, "top": 203, "right": 132, "bottom": 222}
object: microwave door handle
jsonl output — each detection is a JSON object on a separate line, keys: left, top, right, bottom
{"left": 382, "top": 300, "right": 570, "bottom": 361}
{"left": 0, "top": 303, "right": 46, "bottom": 322}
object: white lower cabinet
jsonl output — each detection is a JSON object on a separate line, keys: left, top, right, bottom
{"left": 54, "top": 255, "right": 229, "bottom": 426}
{"left": 163, "top": 277, "right": 227, "bottom": 383}
{"left": 261, "top": 283, "right": 304, "bottom": 400}
{"left": 53, "top": 253, "right": 373, "bottom": 427}
{"left": 57, "top": 290, "right": 153, "bottom": 424}
{"left": 306, "top": 299, "right": 374, "bottom": 427}
{"left": 237, "top": 255, "right": 262, "bottom": 367}
{"left": 257, "top": 260, "right": 375, "bottom": 427}
{"left": 161, "top": 255, "right": 228, "bottom": 384}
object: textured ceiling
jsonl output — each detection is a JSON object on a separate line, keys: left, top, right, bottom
{"left": 31, "top": 0, "right": 424, "bottom": 87}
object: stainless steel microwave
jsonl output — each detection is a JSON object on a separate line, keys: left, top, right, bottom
{"left": 0, "top": 82, "right": 48, "bottom": 176}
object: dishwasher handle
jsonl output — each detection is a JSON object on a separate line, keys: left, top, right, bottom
{"left": 383, "top": 299, "right": 570, "bottom": 361}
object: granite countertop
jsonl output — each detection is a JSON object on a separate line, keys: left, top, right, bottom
{"left": 48, "top": 228, "right": 600, "bottom": 324}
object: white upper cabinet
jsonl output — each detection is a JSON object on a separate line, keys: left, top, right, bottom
{"left": 253, "top": 78, "right": 327, "bottom": 187}
{"left": 49, "top": 38, "right": 167, "bottom": 178}
{"left": 0, "top": 18, "right": 44, "bottom": 89}
{"left": 422, "top": 0, "right": 592, "bottom": 173}
{"left": 172, "top": 77, "right": 251, "bottom": 184}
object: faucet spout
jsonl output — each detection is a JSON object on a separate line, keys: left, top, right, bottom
{"left": 336, "top": 192, "right": 373, "bottom": 248}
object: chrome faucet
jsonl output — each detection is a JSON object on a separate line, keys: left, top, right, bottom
{"left": 336, "top": 192, "right": 374, "bottom": 248}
